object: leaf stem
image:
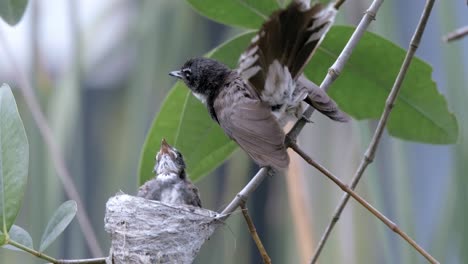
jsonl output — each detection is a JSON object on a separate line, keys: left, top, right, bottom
{"left": 7, "top": 240, "right": 57, "bottom": 263}
{"left": 7, "top": 239, "right": 107, "bottom": 264}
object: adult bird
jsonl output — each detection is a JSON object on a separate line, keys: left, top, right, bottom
{"left": 169, "top": 2, "right": 348, "bottom": 169}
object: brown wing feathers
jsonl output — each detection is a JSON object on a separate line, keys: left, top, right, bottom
{"left": 239, "top": 3, "right": 335, "bottom": 90}
{"left": 238, "top": 2, "right": 349, "bottom": 122}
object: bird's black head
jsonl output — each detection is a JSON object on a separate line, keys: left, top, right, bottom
{"left": 153, "top": 139, "right": 187, "bottom": 179}
{"left": 169, "top": 57, "right": 231, "bottom": 100}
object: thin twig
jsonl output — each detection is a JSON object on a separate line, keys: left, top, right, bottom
{"left": 240, "top": 201, "right": 272, "bottom": 264}
{"left": 0, "top": 24, "right": 103, "bottom": 257}
{"left": 288, "top": 142, "right": 439, "bottom": 264}
{"left": 55, "top": 258, "right": 107, "bottom": 264}
{"left": 311, "top": 0, "right": 437, "bottom": 263}
{"left": 443, "top": 25, "right": 468, "bottom": 42}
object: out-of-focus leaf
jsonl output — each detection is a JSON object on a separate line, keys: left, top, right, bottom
{"left": 186, "top": 0, "right": 279, "bottom": 29}
{"left": 0, "top": 84, "right": 29, "bottom": 243}
{"left": 2, "top": 225, "right": 33, "bottom": 251}
{"left": 305, "top": 26, "right": 458, "bottom": 144}
{"left": 0, "top": 0, "right": 28, "bottom": 26}
{"left": 39, "top": 200, "right": 77, "bottom": 252}
{"left": 138, "top": 32, "right": 255, "bottom": 184}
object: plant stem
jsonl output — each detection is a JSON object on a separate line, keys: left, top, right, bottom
{"left": 7, "top": 240, "right": 57, "bottom": 263}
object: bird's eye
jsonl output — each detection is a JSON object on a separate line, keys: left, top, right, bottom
{"left": 182, "top": 68, "right": 191, "bottom": 79}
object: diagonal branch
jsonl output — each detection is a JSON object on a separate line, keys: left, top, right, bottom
{"left": 288, "top": 142, "right": 439, "bottom": 264}
{"left": 311, "top": 0, "right": 437, "bottom": 263}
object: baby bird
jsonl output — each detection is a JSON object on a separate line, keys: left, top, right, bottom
{"left": 137, "top": 139, "right": 202, "bottom": 207}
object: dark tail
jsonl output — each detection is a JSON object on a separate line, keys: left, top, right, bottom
{"left": 238, "top": 2, "right": 337, "bottom": 92}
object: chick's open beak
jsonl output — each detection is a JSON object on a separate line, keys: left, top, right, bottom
{"left": 169, "top": 70, "right": 183, "bottom": 79}
{"left": 160, "top": 138, "right": 171, "bottom": 155}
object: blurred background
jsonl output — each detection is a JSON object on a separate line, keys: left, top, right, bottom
{"left": 0, "top": 0, "right": 467, "bottom": 263}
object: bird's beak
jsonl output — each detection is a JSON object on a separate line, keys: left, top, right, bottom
{"left": 160, "top": 138, "right": 171, "bottom": 155}
{"left": 169, "top": 70, "right": 183, "bottom": 79}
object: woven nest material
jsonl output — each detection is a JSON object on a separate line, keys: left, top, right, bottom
{"left": 105, "top": 194, "right": 220, "bottom": 264}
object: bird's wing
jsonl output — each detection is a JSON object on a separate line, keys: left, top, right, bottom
{"left": 137, "top": 179, "right": 161, "bottom": 200}
{"left": 187, "top": 183, "right": 202, "bottom": 208}
{"left": 215, "top": 94, "right": 289, "bottom": 169}
{"left": 299, "top": 75, "right": 350, "bottom": 122}
{"left": 238, "top": 2, "right": 336, "bottom": 92}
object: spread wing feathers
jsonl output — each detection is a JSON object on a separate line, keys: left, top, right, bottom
{"left": 299, "top": 75, "right": 350, "bottom": 122}
{"left": 217, "top": 100, "right": 289, "bottom": 169}
{"left": 238, "top": 2, "right": 337, "bottom": 92}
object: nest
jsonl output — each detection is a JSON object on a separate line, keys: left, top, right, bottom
{"left": 104, "top": 194, "right": 221, "bottom": 264}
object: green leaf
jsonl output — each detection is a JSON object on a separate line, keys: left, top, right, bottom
{"left": 186, "top": 0, "right": 279, "bottom": 29}
{"left": 138, "top": 32, "right": 255, "bottom": 184}
{"left": 0, "top": 0, "right": 28, "bottom": 26}
{"left": 0, "top": 84, "right": 29, "bottom": 242}
{"left": 39, "top": 200, "right": 77, "bottom": 252}
{"left": 2, "top": 225, "right": 33, "bottom": 251}
{"left": 305, "top": 26, "right": 458, "bottom": 144}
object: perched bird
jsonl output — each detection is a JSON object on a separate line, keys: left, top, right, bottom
{"left": 169, "top": 2, "right": 349, "bottom": 169}
{"left": 137, "top": 139, "right": 202, "bottom": 207}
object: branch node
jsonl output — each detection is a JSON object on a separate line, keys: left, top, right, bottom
{"left": 364, "top": 152, "right": 374, "bottom": 163}
{"left": 364, "top": 9, "right": 377, "bottom": 20}
{"left": 332, "top": 215, "right": 340, "bottom": 223}
{"left": 410, "top": 41, "right": 419, "bottom": 51}
{"left": 327, "top": 68, "right": 340, "bottom": 80}
{"left": 388, "top": 221, "right": 399, "bottom": 232}
{"left": 236, "top": 193, "right": 248, "bottom": 204}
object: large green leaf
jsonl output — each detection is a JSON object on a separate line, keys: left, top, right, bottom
{"left": 305, "top": 26, "right": 458, "bottom": 144}
{"left": 138, "top": 32, "right": 255, "bottom": 184}
{"left": 0, "top": 84, "right": 29, "bottom": 243}
{"left": 0, "top": 0, "right": 28, "bottom": 26}
{"left": 186, "top": 0, "right": 279, "bottom": 29}
{"left": 39, "top": 200, "right": 77, "bottom": 252}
